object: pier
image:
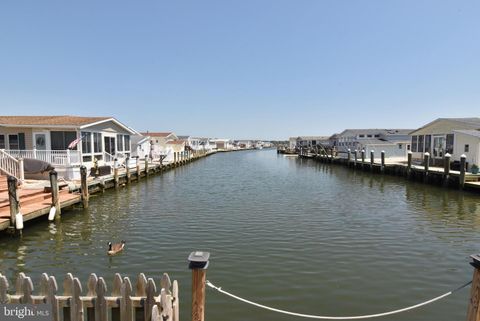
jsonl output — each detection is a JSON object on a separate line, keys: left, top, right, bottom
{"left": 295, "top": 149, "right": 480, "bottom": 191}
{"left": 0, "top": 150, "right": 216, "bottom": 234}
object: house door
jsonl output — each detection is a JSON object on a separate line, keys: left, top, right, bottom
{"left": 433, "top": 136, "right": 445, "bottom": 159}
{"left": 104, "top": 136, "right": 116, "bottom": 155}
{"left": 33, "top": 132, "right": 48, "bottom": 150}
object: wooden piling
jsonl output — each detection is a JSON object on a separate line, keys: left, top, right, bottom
{"left": 381, "top": 151, "right": 385, "bottom": 173}
{"left": 347, "top": 149, "right": 351, "bottom": 166}
{"left": 114, "top": 159, "right": 119, "bottom": 188}
{"left": 49, "top": 170, "right": 61, "bottom": 218}
{"left": 136, "top": 157, "right": 140, "bottom": 180}
{"left": 460, "top": 154, "right": 466, "bottom": 189}
{"left": 188, "top": 251, "right": 210, "bottom": 321}
{"left": 125, "top": 157, "right": 131, "bottom": 184}
{"left": 80, "top": 166, "right": 89, "bottom": 209}
{"left": 407, "top": 151, "right": 412, "bottom": 178}
{"left": 361, "top": 150, "right": 365, "bottom": 170}
{"left": 144, "top": 156, "right": 149, "bottom": 177}
{"left": 467, "top": 254, "right": 480, "bottom": 321}
{"left": 443, "top": 153, "right": 451, "bottom": 186}
{"left": 424, "top": 152, "right": 430, "bottom": 183}
{"left": 353, "top": 150, "right": 357, "bottom": 168}
{"left": 370, "top": 150, "right": 374, "bottom": 171}
{"left": 174, "top": 152, "right": 177, "bottom": 166}
{"left": 7, "top": 176, "right": 18, "bottom": 228}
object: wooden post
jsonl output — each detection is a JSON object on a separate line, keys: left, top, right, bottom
{"left": 7, "top": 176, "right": 18, "bottom": 228}
{"left": 424, "top": 152, "right": 430, "bottom": 183}
{"left": 370, "top": 150, "right": 374, "bottom": 171}
{"left": 174, "top": 152, "right": 177, "bottom": 166}
{"left": 189, "top": 251, "right": 210, "bottom": 321}
{"left": 347, "top": 149, "right": 351, "bottom": 166}
{"left": 381, "top": 150, "right": 385, "bottom": 173}
{"left": 353, "top": 150, "right": 357, "bottom": 168}
{"left": 407, "top": 151, "right": 412, "bottom": 178}
{"left": 18, "top": 158, "right": 25, "bottom": 183}
{"left": 444, "top": 153, "right": 451, "bottom": 186}
{"left": 361, "top": 149, "right": 365, "bottom": 170}
{"left": 330, "top": 148, "right": 334, "bottom": 163}
{"left": 114, "top": 159, "right": 119, "bottom": 188}
{"left": 49, "top": 170, "right": 61, "bottom": 218}
{"left": 145, "top": 156, "right": 149, "bottom": 177}
{"left": 80, "top": 166, "right": 89, "bottom": 209}
{"left": 136, "top": 157, "right": 140, "bottom": 180}
{"left": 125, "top": 157, "right": 131, "bottom": 184}
{"left": 460, "top": 154, "right": 467, "bottom": 189}
{"left": 467, "top": 254, "right": 480, "bottom": 321}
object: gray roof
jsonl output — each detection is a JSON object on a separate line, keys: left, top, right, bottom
{"left": 297, "top": 136, "right": 330, "bottom": 141}
{"left": 338, "top": 129, "right": 414, "bottom": 136}
{"left": 411, "top": 117, "right": 480, "bottom": 135}
{"left": 454, "top": 130, "right": 480, "bottom": 138}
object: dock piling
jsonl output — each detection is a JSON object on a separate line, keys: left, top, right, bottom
{"left": 126, "top": 157, "right": 131, "bottom": 184}
{"left": 424, "top": 152, "right": 430, "bottom": 183}
{"left": 467, "top": 254, "right": 480, "bottom": 321}
{"left": 444, "top": 153, "right": 451, "bottom": 186}
{"left": 114, "top": 159, "right": 119, "bottom": 188}
{"left": 347, "top": 149, "right": 351, "bottom": 166}
{"left": 370, "top": 150, "right": 374, "bottom": 171}
{"left": 361, "top": 150, "right": 365, "bottom": 170}
{"left": 49, "top": 170, "right": 61, "bottom": 219}
{"left": 381, "top": 151, "right": 385, "bottom": 173}
{"left": 188, "top": 251, "right": 210, "bottom": 321}
{"left": 136, "top": 157, "right": 140, "bottom": 180}
{"left": 80, "top": 166, "right": 89, "bottom": 209}
{"left": 460, "top": 154, "right": 466, "bottom": 189}
{"left": 7, "top": 176, "right": 19, "bottom": 230}
{"left": 145, "top": 156, "right": 149, "bottom": 177}
{"left": 407, "top": 151, "right": 412, "bottom": 178}
{"left": 354, "top": 150, "right": 357, "bottom": 168}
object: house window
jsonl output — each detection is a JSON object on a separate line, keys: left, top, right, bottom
{"left": 398, "top": 144, "right": 403, "bottom": 149}
{"left": 411, "top": 136, "right": 418, "bottom": 152}
{"left": 117, "top": 134, "right": 124, "bottom": 152}
{"left": 425, "top": 135, "right": 431, "bottom": 154}
{"left": 124, "top": 135, "right": 130, "bottom": 151}
{"left": 374, "top": 134, "right": 380, "bottom": 138}
{"left": 367, "top": 134, "right": 372, "bottom": 138}
{"left": 93, "top": 133, "right": 102, "bottom": 153}
{"left": 465, "top": 144, "right": 470, "bottom": 153}
{"left": 8, "top": 134, "right": 19, "bottom": 150}
{"left": 51, "top": 131, "right": 77, "bottom": 150}
{"left": 407, "top": 144, "right": 411, "bottom": 151}
{"left": 0, "top": 135, "right": 5, "bottom": 149}
{"left": 359, "top": 135, "right": 365, "bottom": 138}
{"left": 446, "top": 134, "right": 454, "bottom": 154}
{"left": 81, "top": 132, "right": 92, "bottom": 154}
{"left": 418, "top": 135, "right": 424, "bottom": 153}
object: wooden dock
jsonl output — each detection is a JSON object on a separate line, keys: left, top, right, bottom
{"left": 298, "top": 151, "right": 480, "bottom": 191}
{"left": 0, "top": 150, "right": 216, "bottom": 234}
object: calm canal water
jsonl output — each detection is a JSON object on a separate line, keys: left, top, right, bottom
{"left": 1, "top": 149, "right": 480, "bottom": 321}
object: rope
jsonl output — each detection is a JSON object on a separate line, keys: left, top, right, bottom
{"left": 206, "top": 280, "right": 471, "bottom": 320}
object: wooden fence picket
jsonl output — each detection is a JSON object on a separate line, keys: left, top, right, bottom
{"left": 0, "top": 272, "right": 178, "bottom": 321}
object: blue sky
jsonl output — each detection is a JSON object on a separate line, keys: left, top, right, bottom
{"left": 0, "top": 0, "right": 479, "bottom": 139}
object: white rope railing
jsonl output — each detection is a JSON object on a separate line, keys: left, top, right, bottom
{"left": 206, "top": 280, "right": 471, "bottom": 320}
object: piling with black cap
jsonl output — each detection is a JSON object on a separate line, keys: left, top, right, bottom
{"left": 467, "top": 254, "right": 480, "bottom": 321}
{"left": 188, "top": 251, "right": 210, "bottom": 321}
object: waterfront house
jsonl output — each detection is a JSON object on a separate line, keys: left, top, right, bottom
{"left": 131, "top": 133, "right": 151, "bottom": 160}
{"left": 0, "top": 115, "right": 136, "bottom": 180}
{"left": 334, "top": 129, "right": 412, "bottom": 160}
{"left": 210, "top": 139, "right": 233, "bottom": 151}
{"left": 142, "top": 132, "right": 178, "bottom": 160}
{"left": 166, "top": 140, "right": 186, "bottom": 161}
{"left": 178, "top": 135, "right": 202, "bottom": 152}
{"left": 237, "top": 140, "right": 253, "bottom": 149}
{"left": 289, "top": 137, "right": 297, "bottom": 149}
{"left": 295, "top": 136, "right": 330, "bottom": 151}
{"left": 410, "top": 118, "right": 480, "bottom": 168}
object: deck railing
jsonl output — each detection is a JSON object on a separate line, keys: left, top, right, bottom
{"left": 5, "top": 150, "right": 82, "bottom": 166}
{"left": 0, "top": 149, "right": 24, "bottom": 181}
{"left": 0, "top": 271, "right": 179, "bottom": 321}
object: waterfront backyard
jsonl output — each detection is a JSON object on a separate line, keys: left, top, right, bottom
{"left": 1, "top": 149, "right": 479, "bottom": 321}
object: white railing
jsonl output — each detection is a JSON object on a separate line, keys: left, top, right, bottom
{"left": 103, "top": 151, "right": 116, "bottom": 164}
{"left": 0, "top": 149, "right": 24, "bottom": 181}
{"left": 5, "top": 149, "right": 81, "bottom": 166}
